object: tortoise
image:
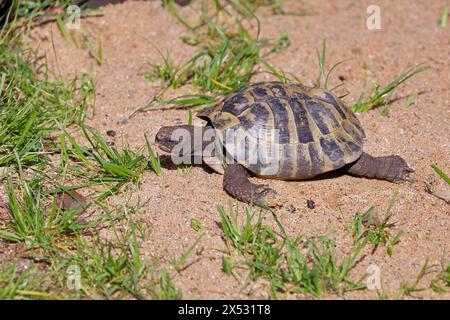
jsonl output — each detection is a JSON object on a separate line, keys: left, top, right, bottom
{"left": 155, "top": 81, "right": 414, "bottom": 207}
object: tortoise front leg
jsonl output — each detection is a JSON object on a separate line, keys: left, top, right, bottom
{"left": 223, "top": 164, "right": 281, "bottom": 207}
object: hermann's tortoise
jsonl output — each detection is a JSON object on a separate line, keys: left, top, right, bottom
{"left": 155, "top": 81, "right": 413, "bottom": 207}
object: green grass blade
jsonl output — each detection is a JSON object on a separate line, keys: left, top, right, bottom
{"left": 431, "top": 164, "right": 450, "bottom": 185}
{"left": 145, "top": 134, "right": 161, "bottom": 176}
{"left": 439, "top": 6, "right": 448, "bottom": 27}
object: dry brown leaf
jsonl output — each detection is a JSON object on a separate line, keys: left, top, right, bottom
{"left": 0, "top": 203, "right": 12, "bottom": 223}
{"left": 55, "top": 190, "right": 88, "bottom": 214}
{"left": 362, "top": 209, "right": 381, "bottom": 227}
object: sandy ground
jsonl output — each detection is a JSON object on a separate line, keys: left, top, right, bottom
{"left": 19, "top": 0, "right": 450, "bottom": 299}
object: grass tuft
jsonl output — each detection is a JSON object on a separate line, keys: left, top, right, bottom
{"left": 0, "top": 264, "right": 56, "bottom": 299}
{"left": 352, "top": 65, "right": 430, "bottom": 113}
{"left": 315, "top": 39, "right": 347, "bottom": 91}
{"left": 0, "top": 44, "right": 88, "bottom": 168}
{"left": 145, "top": 0, "right": 291, "bottom": 111}
{"left": 348, "top": 192, "right": 404, "bottom": 256}
{"left": 61, "top": 125, "right": 147, "bottom": 184}
{"left": 219, "top": 204, "right": 368, "bottom": 298}
{"left": 0, "top": 175, "right": 86, "bottom": 244}
{"left": 430, "top": 262, "right": 449, "bottom": 293}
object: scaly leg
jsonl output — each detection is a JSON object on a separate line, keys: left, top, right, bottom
{"left": 347, "top": 152, "right": 414, "bottom": 182}
{"left": 223, "top": 164, "right": 281, "bottom": 207}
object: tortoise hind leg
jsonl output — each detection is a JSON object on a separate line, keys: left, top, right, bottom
{"left": 223, "top": 164, "right": 281, "bottom": 208}
{"left": 346, "top": 152, "right": 415, "bottom": 182}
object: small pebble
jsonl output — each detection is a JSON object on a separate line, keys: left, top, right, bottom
{"left": 175, "top": 0, "right": 191, "bottom": 6}
{"left": 55, "top": 190, "right": 87, "bottom": 214}
{"left": 287, "top": 204, "right": 297, "bottom": 213}
{"left": 106, "top": 130, "right": 116, "bottom": 137}
{"left": 306, "top": 199, "right": 315, "bottom": 209}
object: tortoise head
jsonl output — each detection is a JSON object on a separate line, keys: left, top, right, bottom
{"left": 155, "top": 125, "right": 215, "bottom": 157}
{"left": 155, "top": 125, "right": 192, "bottom": 154}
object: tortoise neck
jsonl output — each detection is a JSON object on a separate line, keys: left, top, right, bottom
{"left": 173, "top": 125, "right": 215, "bottom": 154}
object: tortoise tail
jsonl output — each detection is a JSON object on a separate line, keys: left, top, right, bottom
{"left": 346, "top": 152, "right": 415, "bottom": 183}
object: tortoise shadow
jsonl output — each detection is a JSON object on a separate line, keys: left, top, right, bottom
{"left": 301, "top": 169, "right": 348, "bottom": 182}
{"left": 159, "top": 154, "right": 216, "bottom": 174}
{"left": 159, "top": 154, "right": 354, "bottom": 181}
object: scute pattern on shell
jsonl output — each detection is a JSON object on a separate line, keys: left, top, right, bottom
{"left": 197, "top": 81, "right": 366, "bottom": 179}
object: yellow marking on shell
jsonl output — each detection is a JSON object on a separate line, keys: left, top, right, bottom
{"left": 287, "top": 83, "right": 310, "bottom": 96}
{"left": 278, "top": 98, "right": 299, "bottom": 144}
{"left": 241, "top": 100, "right": 275, "bottom": 139}
{"left": 299, "top": 99, "right": 324, "bottom": 141}
{"left": 282, "top": 143, "right": 298, "bottom": 179}
{"left": 333, "top": 123, "right": 363, "bottom": 161}
{"left": 296, "top": 142, "right": 313, "bottom": 179}
{"left": 214, "top": 111, "right": 240, "bottom": 130}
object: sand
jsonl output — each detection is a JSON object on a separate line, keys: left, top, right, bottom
{"left": 18, "top": 0, "right": 450, "bottom": 299}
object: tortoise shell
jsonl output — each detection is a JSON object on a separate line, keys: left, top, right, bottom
{"left": 197, "top": 81, "right": 366, "bottom": 179}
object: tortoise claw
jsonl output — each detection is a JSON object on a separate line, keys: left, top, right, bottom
{"left": 391, "top": 156, "right": 415, "bottom": 183}
{"left": 252, "top": 185, "right": 283, "bottom": 208}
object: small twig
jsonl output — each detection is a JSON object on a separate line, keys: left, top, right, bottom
{"left": 117, "top": 87, "right": 166, "bottom": 124}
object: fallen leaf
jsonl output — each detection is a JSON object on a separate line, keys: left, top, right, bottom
{"left": 0, "top": 203, "right": 12, "bottom": 222}
{"left": 362, "top": 209, "right": 381, "bottom": 227}
{"left": 55, "top": 190, "right": 88, "bottom": 214}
